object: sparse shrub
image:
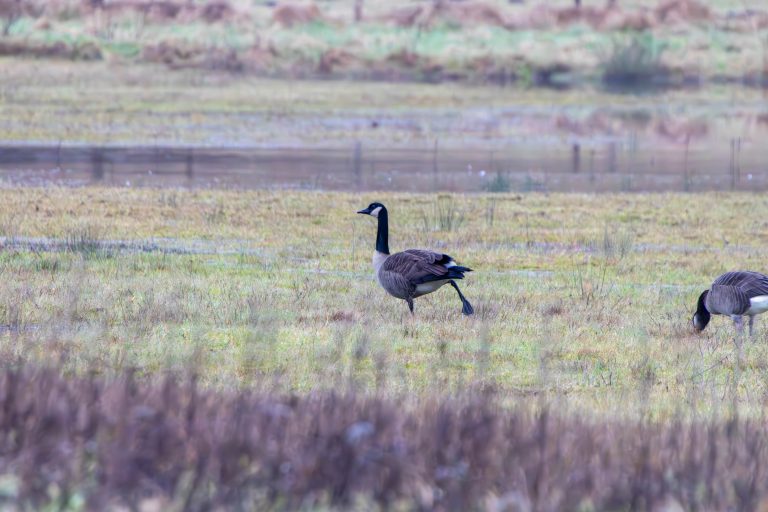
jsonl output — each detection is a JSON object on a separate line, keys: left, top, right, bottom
{"left": 521, "top": 174, "right": 546, "bottom": 192}
{"left": 630, "top": 354, "right": 659, "bottom": 385}
{"left": 484, "top": 172, "right": 511, "bottom": 193}
{"left": 569, "top": 257, "right": 614, "bottom": 306}
{"left": 289, "top": 276, "right": 313, "bottom": 304}
{"left": 602, "top": 33, "right": 668, "bottom": 88}
{"left": 540, "top": 300, "right": 564, "bottom": 316}
{"left": 579, "top": 225, "right": 635, "bottom": 261}
{"left": 32, "top": 254, "right": 60, "bottom": 273}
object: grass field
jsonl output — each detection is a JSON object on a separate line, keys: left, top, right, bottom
{"left": 2, "top": 186, "right": 768, "bottom": 420}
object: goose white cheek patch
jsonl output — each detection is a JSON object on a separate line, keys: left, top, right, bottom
{"left": 370, "top": 206, "right": 382, "bottom": 218}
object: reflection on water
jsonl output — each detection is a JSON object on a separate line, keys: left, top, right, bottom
{"left": 1, "top": 107, "right": 767, "bottom": 193}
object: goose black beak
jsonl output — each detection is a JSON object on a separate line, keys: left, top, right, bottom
{"left": 357, "top": 208, "right": 370, "bottom": 215}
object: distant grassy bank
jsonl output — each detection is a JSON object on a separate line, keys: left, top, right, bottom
{"left": 1, "top": 58, "right": 766, "bottom": 148}
{"left": 1, "top": 187, "right": 768, "bottom": 418}
{"left": 0, "top": 0, "right": 767, "bottom": 87}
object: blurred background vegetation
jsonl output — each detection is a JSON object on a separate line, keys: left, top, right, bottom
{"left": 0, "top": 0, "right": 766, "bottom": 87}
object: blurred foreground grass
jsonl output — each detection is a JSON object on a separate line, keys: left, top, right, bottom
{"left": 2, "top": 187, "right": 768, "bottom": 418}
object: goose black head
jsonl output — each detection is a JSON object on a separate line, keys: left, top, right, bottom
{"left": 692, "top": 290, "right": 711, "bottom": 332}
{"left": 357, "top": 202, "right": 386, "bottom": 218}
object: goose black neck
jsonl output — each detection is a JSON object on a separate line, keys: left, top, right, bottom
{"left": 696, "top": 290, "right": 709, "bottom": 314}
{"left": 695, "top": 290, "right": 711, "bottom": 329}
{"left": 376, "top": 208, "right": 390, "bottom": 255}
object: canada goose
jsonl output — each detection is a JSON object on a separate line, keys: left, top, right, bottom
{"left": 692, "top": 271, "right": 768, "bottom": 336}
{"left": 356, "top": 202, "right": 474, "bottom": 316}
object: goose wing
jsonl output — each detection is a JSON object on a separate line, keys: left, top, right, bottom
{"left": 706, "top": 285, "right": 750, "bottom": 315}
{"left": 713, "top": 271, "right": 768, "bottom": 298}
{"left": 378, "top": 250, "right": 471, "bottom": 299}
{"left": 402, "top": 249, "right": 453, "bottom": 269}
{"left": 381, "top": 250, "right": 451, "bottom": 283}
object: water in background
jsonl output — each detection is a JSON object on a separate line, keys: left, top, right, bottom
{"left": 2, "top": 102, "right": 766, "bottom": 193}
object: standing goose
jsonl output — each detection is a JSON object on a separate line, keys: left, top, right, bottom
{"left": 693, "top": 271, "right": 768, "bottom": 336}
{"left": 356, "top": 202, "right": 474, "bottom": 316}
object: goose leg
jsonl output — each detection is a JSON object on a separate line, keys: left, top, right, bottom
{"left": 749, "top": 315, "right": 755, "bottom": 338}
{"left": 733, "top": 315, "right": 744, "bottom": 335}
{"left": 406, "top": 297, "right": 414, "bottom": 315}
{"left": 449, "top": 280, "right": 474, "bottom": 316}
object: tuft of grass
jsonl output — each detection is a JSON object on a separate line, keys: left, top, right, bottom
{"left": 584, "top": 224, "right": 636, "bottom": 261}
{"left": 63, "top": 225, "right": 106, "bottom": 256}
{"left": 420, "top": 195, "right": 465, "bottom": 232}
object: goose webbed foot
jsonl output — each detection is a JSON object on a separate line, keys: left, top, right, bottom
{"left": 450, "top": 280, "right": 474, "bottom": 316}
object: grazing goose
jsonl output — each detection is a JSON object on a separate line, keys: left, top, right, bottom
{"left": 356, "top": 202, "right": 474, "bottom": 316}
{"left": 692, "top": 271, "right": 768, "bottom": 336}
